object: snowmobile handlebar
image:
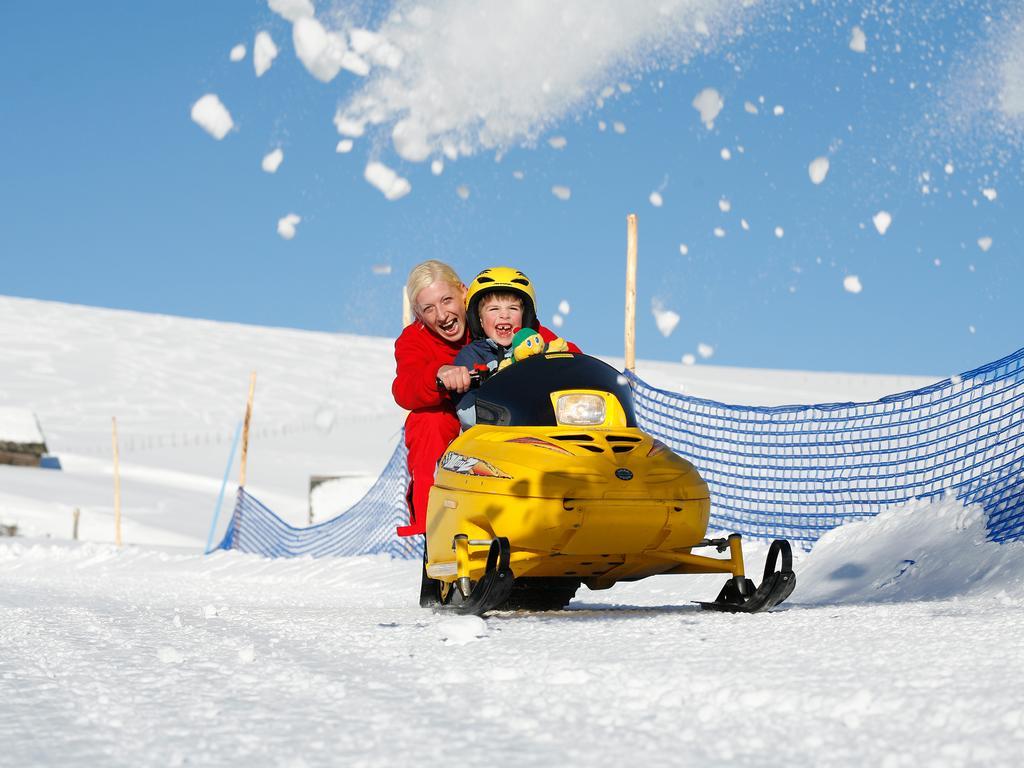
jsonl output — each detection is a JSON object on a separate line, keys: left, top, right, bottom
{"left": 436, "top": 364, "right": 492, "bottom": 392}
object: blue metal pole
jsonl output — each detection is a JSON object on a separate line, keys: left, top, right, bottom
{"left": 205, "top": 421, "right": 242, "bottom": 554}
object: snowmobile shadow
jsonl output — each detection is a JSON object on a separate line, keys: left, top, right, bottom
{"left": 491, "top": 602, "right": 774, "bottom": 621}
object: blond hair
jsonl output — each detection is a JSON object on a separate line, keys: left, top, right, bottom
{"left": 406, "top": 260, "right": 464, "bottom": 315}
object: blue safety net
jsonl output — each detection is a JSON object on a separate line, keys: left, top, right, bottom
{"left": 216, "top": 346, "right": 1024, "bottom": 559}
{"left": 215, "top": 437, "right": 420, "bottom": 560}
{"left": 629, "top": 347, "right": 1024, "bottom": 548}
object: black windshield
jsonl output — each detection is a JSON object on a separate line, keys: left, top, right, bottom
{"left": 474, "top": 354, "right": 637, "bottom": 427}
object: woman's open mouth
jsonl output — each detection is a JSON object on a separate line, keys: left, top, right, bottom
{"left": 438, "top": 316, "right": 460, "bottom": 334}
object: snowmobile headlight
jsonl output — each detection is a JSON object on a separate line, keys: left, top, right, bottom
{"left": 555, "top": 394, "right": 606, "bottom": 426}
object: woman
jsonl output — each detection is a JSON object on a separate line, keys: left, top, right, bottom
{"left": 391, "top": 260, "right": 474, "bottom": 536}
{"left": 392, "top": 261, "right": 577, "bottom": 537}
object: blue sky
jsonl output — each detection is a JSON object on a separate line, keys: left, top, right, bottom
{"left": 2, "top": 1, "right": 1021, "bottom": 376}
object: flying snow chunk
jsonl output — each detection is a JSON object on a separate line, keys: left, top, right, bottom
{"left": 190, "top": 94, "right": 233, "bottom": 140}
{"left": 512, "top": 170, "right": 524, "bottom": 180}
{"left": 682, "top": 353, "right": 696, "bottom": 366}
{"left": 551, "top": 314, "right": 564, "bottom": 328}
{"left": 982, "top": 188, "right": 998, "bottom": 201}
{"left": 350, "top": 28, "right": 403, "bottom": 69}
{"left": 714, "top": 227, "right": 726, "bottom": 238}
{"left": 437, "top": 615, "right": 488, "bottom": 646}
{"left": 741, "top": 218, "right": 750, "bottom": 230}
{"left": 392, "top": 120, "right": 432, "bottom": 162}
{"left": 372, "top": 264, "right": 392, "bottom": 275}
{"left": 649, "top": 191, "right": 663, "bottom": 207}
{"left": 558, "top": 300, "right": 570, "bottom": 315}
{"left": 697, "top": 343, "right": 714, "bottom": 359}
{"left": 692, "top": 88, "right": 724, "bottom": 129}
{"left": 944, "top": 162, "right": 955, "bottom": 175}
{"left": 718, "top": 198, "right": 731, "bottom": 212}
{"left": 336, "top": 139, "right": 354, "bottom": 153}
{"left": 277, "top": 213, "right": 301, "bottom": 240}
{"left": 720, "top": 148, "right": 732, "bottom": 160}
{"left": 230, "top": 44, "right": 246, "bottom": 62}
{"left": 808, "top": 156, "right": 830, "bottom": 184}
{"left": 294, "top": 16, "right": 347, "bottom": 83}
{"left": 157, "top": 646, "right": 184, "bottom": 664}
{"left": 774, "top": 226, "right": 784, "bottom": 238}
{"left": 651, "top": 300, "right": 680, "bottom": 338}
{"left": 253, "top": 31, "right": 278, "bottom": 77}
{"left": 335, "top": 116, "right": 365, "bottom": 138}
{"left": 268, "top": 0, "right": 314, "bottom": 22}
{"left": 456, "top": 185, "right": 470, "bottom": 200}
{"left": 844, "top": 275, "right": 863, "bottom": 294}
{"left": 552, "top": 185, "right": 572, "bottom": 201}
{"left": 364, "top": 162, "right": 411, "bottom": 201}
{"left": 613, "top": 122, "right": 627, "bottom": 134}
{"left": 744, "top": 101, "right": 759, "bottom": 114}
{"left": 872, "top": 210, "right": 892, "bottom": 235}
{"left": 548, "top": 136, "right": 568, "bottom": 149}
{"left": 849, "top": 26, "right": 867, "bottom": 53}
{"left": 977, "top": 236, "right": 993, "bottom": 252}
{"left": 350, "top": 28, "right": 379, "bottom": 53}
{"left": 773, "top": 105, "right": 785, "bottom": 116}
{"left": 431, "top": 159, "right": 444, "bottom": 175}
{"left": 261, "top": 148, "right": 284, "bottom": 173}
{"left": 679, "top": 244, "right": 689, "bottom": 255}
{"left": 341, "top": 51, "right": 371, "bottom": 76}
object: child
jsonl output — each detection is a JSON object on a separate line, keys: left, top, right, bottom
{"left": 453, "top": 266, "right": 579, "bottom": 427}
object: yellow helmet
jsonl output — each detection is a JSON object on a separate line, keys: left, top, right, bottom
{"left": 465, "top": 266, "right": 538, "bottom": 339}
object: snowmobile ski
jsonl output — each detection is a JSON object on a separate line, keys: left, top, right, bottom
{"left": 699, "top": 539, "right": 796, "bottom": 613}
{"left": 434, "top": 537, "right": 515, "bottom": 616}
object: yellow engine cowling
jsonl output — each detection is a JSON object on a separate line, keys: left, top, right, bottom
{"left": 424, "top": 423, "right": 729, "bottom": 588}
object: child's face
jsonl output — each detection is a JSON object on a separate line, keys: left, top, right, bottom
{"left": 479, "top": 295, "right": 524, "bottom": 346}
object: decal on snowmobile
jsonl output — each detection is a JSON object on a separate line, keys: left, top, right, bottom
{"left": 440, "top": 451, "right": 511, "bottom": 479}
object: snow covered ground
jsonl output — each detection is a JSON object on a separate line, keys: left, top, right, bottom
{"left": 2, "top": 295, "right": 1023, "bottom": 766}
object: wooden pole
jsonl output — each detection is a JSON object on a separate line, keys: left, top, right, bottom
{"left": 402, "top": 286, "right": 413, "bottom": 327}
{"left": 239, "top": 372, "right": 257, "bottom": 488}
{"left": 72, "top": 508, "right": 80, "bottom": 541}
{"left": 624, "top": 213, "right": 639, "bottom": 373}
{"left": 112, "top": 417, "right": 122, "bottom": 547}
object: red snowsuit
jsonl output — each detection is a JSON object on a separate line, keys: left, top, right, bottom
{"left": 392, "top": 321, "right": 470, "bottom": 536}
{"left": 392, "top": 321, "right": 578, "bottom": 536}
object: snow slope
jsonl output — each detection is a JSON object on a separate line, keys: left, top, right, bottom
{"left": 3, "top": 514, "right": 1023, "bottom": 767}
{"left": 0, "top": 294, "right": 936, "bottom": 547}
{"left": 0, "top": 295, "right": 402, "bottom": 546}
{"left": 2, "top": 295, "right": 1022, "bottom": 766}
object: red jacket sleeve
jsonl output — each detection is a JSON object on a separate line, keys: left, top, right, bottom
{"left": 537, "top": 325, "right": 582, "bottom": 354}
{"left": 392, "top": 326, "right": 447, "bottom": 411}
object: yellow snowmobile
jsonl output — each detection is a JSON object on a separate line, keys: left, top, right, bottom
{"left": 421, "top": 352, "right": 795, "bottom": 615}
